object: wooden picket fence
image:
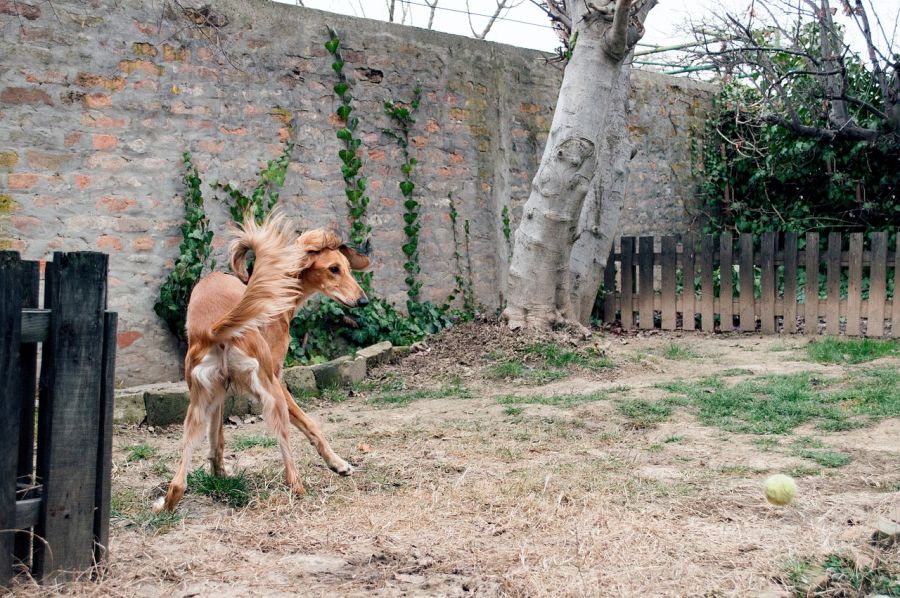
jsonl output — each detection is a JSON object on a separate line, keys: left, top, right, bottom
{"left": 599, "top": 231, "right": 898, "bottom": 336}
{"left": 1, "top": 251, "right": 117, "bottom": 586}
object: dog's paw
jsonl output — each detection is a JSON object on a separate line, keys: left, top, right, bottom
{"left": 151, "top": 496, "right": 166, "bottom": 514}
{"left": 329, "top": 459, "right": 354, "bottom": 476}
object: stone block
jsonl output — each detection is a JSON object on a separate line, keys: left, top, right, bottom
{"left": 283, "top": 365, "right": 317, "bottom": 397}
{"left": 310, "top": 356, "right": 350, "bottom": 389}
{"left": 356, "top": 341, "right": 392, "bottom": 367}
{"left": 143, "top": 382, "right": 190, "bottom": 426}
{"left": 338, "top": 356, "right": 367, "bottom": 386}
{"left": 113, "top": 390, "right": 146, "bottom": 424}
{"left": 389, "top": 345, "right": 412, "bottom": 363}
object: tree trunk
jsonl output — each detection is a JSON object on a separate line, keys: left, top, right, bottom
{"left": 567, "top": 64, "right": 632, "bottom": 325}
{"left": 503, "top": 0, "right": 656, "bottom": 329}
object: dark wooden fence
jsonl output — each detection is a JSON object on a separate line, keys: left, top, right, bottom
{"left": 600, "top": 231, "right": 898, "bottom": 336}
{"left": 1, "top": 251, "right": 117, "bottom": 585}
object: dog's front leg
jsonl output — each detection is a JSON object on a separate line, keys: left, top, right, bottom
{"left": 280, "top": 382, "right": 353, "bottom": 476}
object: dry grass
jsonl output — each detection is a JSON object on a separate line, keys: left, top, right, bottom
{"left": 9, "top": 331, "right": 900, "bottom": 597}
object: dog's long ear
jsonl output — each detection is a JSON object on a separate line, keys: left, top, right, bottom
{"left": 340, "top": 244, "right": 370, "bottom": 271}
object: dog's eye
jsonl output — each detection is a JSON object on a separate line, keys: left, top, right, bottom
{"left": 329, "top": 265, "right": 340, "bottom": 274}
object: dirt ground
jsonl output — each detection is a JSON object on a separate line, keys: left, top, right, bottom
{"left": 10, "top": 323, "right": 900, "bottom": 597}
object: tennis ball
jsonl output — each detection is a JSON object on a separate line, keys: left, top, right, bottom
{"left": 763, "top": 474, "right": 797, "bottom": 506}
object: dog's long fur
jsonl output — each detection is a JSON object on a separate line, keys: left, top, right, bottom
{"left": 154, "top": 211, "right": 369, "bottom": 513}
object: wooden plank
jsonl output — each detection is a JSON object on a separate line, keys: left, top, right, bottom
{"left": 93, "top": 311, "right": 117, "bottom": 565}
{"left": 20, "top": 309, "right": 50, "bottom": 344}
{"left": 15, "top": 498, "right": 41, "bottom": 530}
{"left": 894, "top": 236, "right": 900, "bottom": 337}
{"left": 866, "top": 232, "right": 888, "bottom": 337}
{"left": 602, "top": 247, "right": 617, "bottom": 325}
{"left": 759, "top": 232, "right": 776, "bottom": 334}
{"left": 660, "top": 236, "right": 677, "bottom": 330}
{"left": 805, "top": 232, "right": 820, "bottom": 335}
{"left": 719, "top": 233, "right": 734, "bottom": 332}
{"left": 825, "top": 233, "right": 842, "bottom": 336}
{"left": 682, "top": 233, "right": 697, "bottom": 330}
{"left": 700, "top": 235, "right": 715, "bottom": 331}
{"left": 620, "top": 237, "right": 635, "bottom": 330}
{"left": 33, "top": 252, "right": 109, "bottom": 581}
{"left": 638, "top": 237, "right": 655, "bottom": 329}
{"left": 783, "top": 233, "right": 799, "bottom": 334}
{"left": 15, "top": 262, "right": 40, "bottom": 569}
{"left": 0, "top": 252, "right": 24, "bottom": 586}
{"left": 845, "top": 233, "right": 864, "bottom": 336}
{"left": 739, "top": 234, "right": 755, "bottom": 332}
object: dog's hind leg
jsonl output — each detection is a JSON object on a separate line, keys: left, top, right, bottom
{"left": 257, "top": 376, "right": 305, "bottom": 496}
{"left": 208, "top": 400, "right": 227, "bottom": 477}
{"left": 154, "top": 398, "right": 211, "bottom": 513}
{"left": 281, "top": 383, "right": 352, "bottom": 476}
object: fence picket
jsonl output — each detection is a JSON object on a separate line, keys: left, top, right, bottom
{"left": 783, "top": 233, "right": 799, "bottom": 333}
{"left": 682, "top": 234, "right": 697, "bottom": 331}
{"left": 894, "top": 236, "right": 900, "bottom": 337}
{"left": 93, "top": 312, "right": 117, "bottom": 565}
{"left": 620, "top": 237, "right": 635, "bottom": 330}
{"left": 846, "top": 233, "right": 864, "bottom": 336}
{"left": 1, "top": 252, "right": 24, "bottom": 587}
{"left": 639, "top": 237, "right": 654, "bottom": 330}
{"left": 719, "top": 233, "right": 734, "bottom": 332}
{"left": 700, "top": 235, "right": 715, "bottom": 331}
{"left": 805, "top": 233, "right": 820, "bottom": 335}
{"left": 867, "top": 232, "right": 887, "bottom": 337}
{"left": 34, "top": 253, "right": 109, "bottom": 581}
{"left": 826, "top": 233, "right": 842, "bottom": 335}
{"left": 759, "top": 232, "right": 776, "bottom": 333}
{"left": 15, "top": 261, "right": 39, "bottom": 568}
{"left": 739, "top": 234, "right": 755, "bottom": 332}
{"left": 661, "top": 237, "right": 677, "bottom": 330}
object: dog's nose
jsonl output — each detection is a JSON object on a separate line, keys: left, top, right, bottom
{"left": 356, "top": 297, "right": 369, "bottom": 308}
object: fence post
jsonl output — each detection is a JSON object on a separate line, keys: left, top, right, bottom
{"left": 825, "top": 233, "right": 842, "bottom": 336}
{"left": 846, "top": 233, "right": 864, "bottom": 336}
{"left": 620, "top": 237, "right": 635, "bottom": 330}
{"left": 638, "top": 237, "right": 654, "bottom": 330}
{"left": 783, "top": 233, "right": 799, "bottom": 334}
{"left": 660, "top": 236, "right": 677, "bottom": 330}
{"left": 719, "top": 233, "right": 734, "bottom": 332}
{"left": 893, "top": 236, "right": 900, "bottom": 337}
{"left": 804, "top": 232, "right": 820, "bottom": 335}
{"left": 93, "top": 312, "right": 117, "bottom": 565}
{"left": 33, "top": 252, "right": 109, "bottom": 581}
{"left": 739, "top": 234, "right": 755, "bottom": 332}
{"left": 602, "top": 246, "right": 617, "bottom": 325}
{"left": 15, "top": 261, "right": 40, "bottom": 568}
{"left": 682, "top": 233, "right": 697, "bottom": 331}
{"left": 759, "top": 232, "right": 776, "bottom": 334}
{"left": 0, "top": 252, "right": 24, "bottom": 586}
{"left": 867, "top": 232, "right": 887, "bottom": 337}
{"left": 700, "top": 235, "right": 715, "bottom": 331}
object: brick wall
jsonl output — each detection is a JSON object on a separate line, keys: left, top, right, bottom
{"left": 0, "top": 0, "right": 716, "bottom": 385}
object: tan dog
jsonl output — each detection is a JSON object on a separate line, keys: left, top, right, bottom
{"left": 153, "top": 212, "right": 369, "bottom": 513}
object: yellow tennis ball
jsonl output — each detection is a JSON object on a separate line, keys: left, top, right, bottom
{"left": 763, "top": 474, "right": 797, "bottom": 506}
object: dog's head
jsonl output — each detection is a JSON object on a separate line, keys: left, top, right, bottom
{"left": 296, "top": 229, "right": 370, "bottom": 308}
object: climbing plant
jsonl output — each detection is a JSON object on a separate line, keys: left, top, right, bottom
{"left": 326, "top": 26, "right": 372, "bottom": 290}
{"left": 383, "top": 83, "right": 423, "bottom": 306}
{"left": 154, "top": 152, "right": 216, "bottom": 345}
{"left": 213, "top": 141, "right": 294, "bottom": 225}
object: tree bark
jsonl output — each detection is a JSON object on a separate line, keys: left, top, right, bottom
{"left": 567, "top": 64, "right": 632, "bottom": 325}
{"left": 503, "top": 0, "right": 655, "bottom": 329}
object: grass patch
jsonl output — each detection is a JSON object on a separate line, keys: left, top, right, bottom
{"left": 616, "top": 399, "right": 672, "bottom": 427}
{"left": 503, "top": 406, "right": 523, "bottom": 416}
{"left": 659, "top": 368, "right": 900, "bottom": 435}
{"left": 663, "top": 435, "right": 685, "bottom": 443}
{"left": 786, "top": 554, "right": 900, "bottom": 596}
{"left": 807, "top": 337, "right": 900, "bottom": 364}
{"left": 786, "top": 465, "right": 822, "bottom": 478}
{"left": 187, "top": 468, "right": 252, "bottom": 508}
{"left": 794, "top": 448, "right": 852, "bottom": 468}
{"left": 124, "top": 443, "right": 156, "bottom": 462}
{"left": 486, "top": 342, "right": 612, "bottom": 385}
{"left": 111, "top": 490, "right": 184, "bottom": 532}
{"left": 660, "top": 343, "right": 700, "bottom": 360}
{"left": 497, "top": 391, "right": 608, "bottom": 408}
{"left": 231, "top": 435, "right": 277, "bottom": 451}
{"left": 371, "top": 382, "right": 471, "bottom": 406}
{"left": 720, "top": 368, "right": 754, "bottom": 377}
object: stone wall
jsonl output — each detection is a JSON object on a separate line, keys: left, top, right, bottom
{"left": 0, "top": 0, "right": 716, "bottom": 385}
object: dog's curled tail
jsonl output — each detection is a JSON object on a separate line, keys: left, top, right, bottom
{"left": 210, "top": 211, "right": 301, "bottom": 341}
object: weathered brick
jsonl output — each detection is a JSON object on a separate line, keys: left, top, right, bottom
{"left": 132, "top": 42, "right": 157, "bottom": 57}
{"left": 83, "top": 92, "right": 112, "bottom": 108}
{"left": 0, "top": 151, "right": 17, "bottom": 168}
{"left": 8, "top": 172, "right": 39, "bottom": 189}
{"left": 97, "top": 235, "right": 124, "bottom": 251}
{"left": 1, "top": 86, "right": 53, "bottom": 105}
{"left": 92, "top": 134, "right": 118, "bottom": 150}
{"left": 162, "top": 43, "right": 189, "bottom": 61}
{"left": 76, "top": 73, "right": 126, "bottom": 91}
{"left": 0, "top": 0, "right": 40, "bottom": 20}
{"left": 96, "top": 195, "right": 136, "bottom": 212}
{"left": 118, "top": 58, "right": 164, "bottom": 76}
{"left": 132, "top": 236, "right": 154, "bottom": 251}
{"left": 116, "top": 330, "right": 143, "bottom": 348}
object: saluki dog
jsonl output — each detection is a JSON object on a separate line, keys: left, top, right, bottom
{"left": 153, "top": 212, "right": 369, "bottom": 512}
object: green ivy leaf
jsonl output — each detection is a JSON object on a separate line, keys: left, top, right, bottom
{"left": 324, "top": 37, "right": 340, "bottom": 54}
{"left": 399, "top": 181, "right": 415, "bottom": 196}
